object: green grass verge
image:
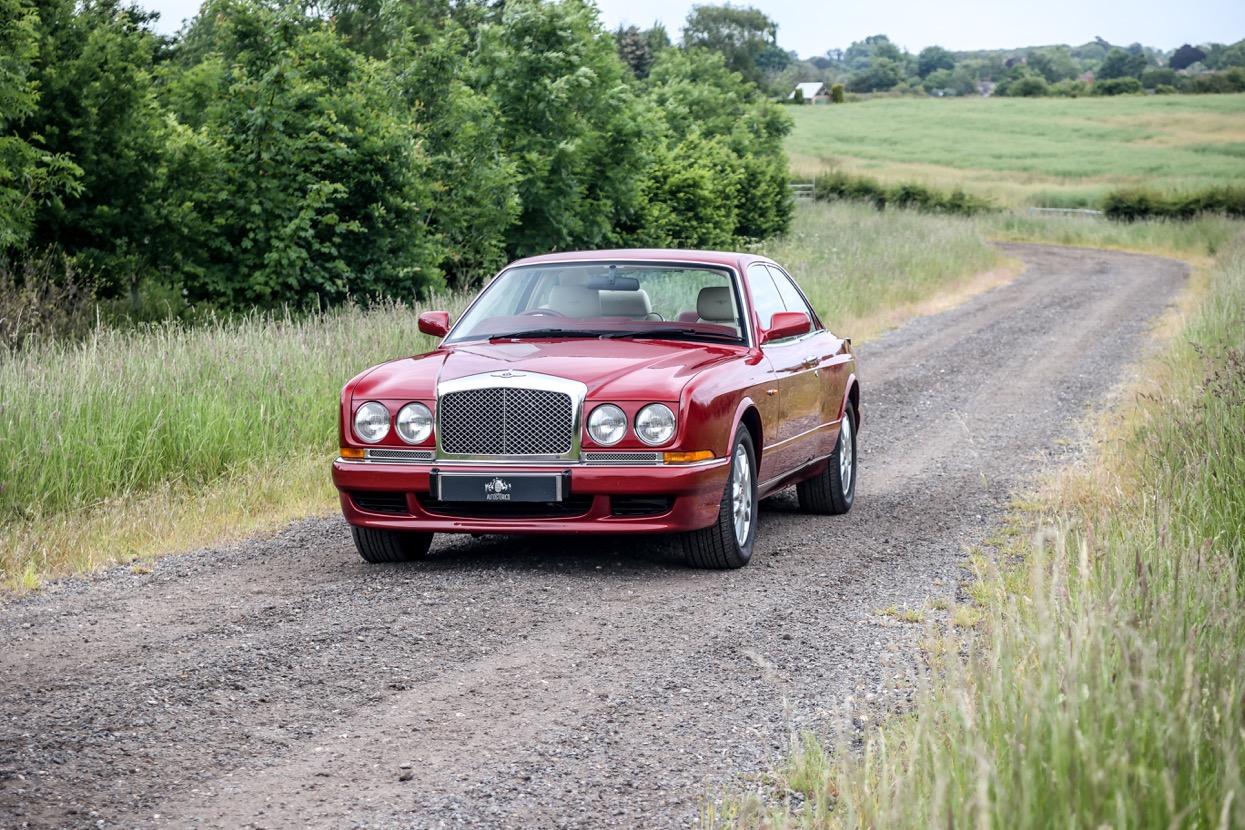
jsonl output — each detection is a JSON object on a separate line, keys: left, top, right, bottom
{"left": 0, "top": 202, "right": 1004, "bottom": 590}
{"left": 709, "top": 226, "right": 1245, "bottom": 828}
{"left": 786, "top": 94, "right": 1245, "bottom": 208}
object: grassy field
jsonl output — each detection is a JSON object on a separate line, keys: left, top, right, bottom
{"left": 787, "top": 94, "right": 1245, "bottom": 208}
{"left": 0, "top": 202, "right": 1012, "bottom": 591}
{"left": 710, "top": 225, "right": 1245, "bottom": 828}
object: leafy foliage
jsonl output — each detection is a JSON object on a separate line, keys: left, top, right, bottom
{"left": 681, "top": 4, "right": 777, "bottom": 86}
{"left": 0, "top": 0, "right": 793, "bottom": 313}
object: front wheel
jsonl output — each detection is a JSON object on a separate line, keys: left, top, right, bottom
{"left": 681, "top": 429, "right": 758, "bottom": 569}
{"left": 352, "top": 526, "right": 433, "bottom": 563}
{"left": 797, "top": 400, "right": 857, "bottom": 515}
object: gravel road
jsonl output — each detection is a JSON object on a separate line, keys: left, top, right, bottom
{"left": 0, "top": 244, "right": 1187, "bottom": 829}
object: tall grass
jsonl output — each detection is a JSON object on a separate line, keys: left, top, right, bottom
{"left": 763, "top": 202, "right": 1004, "bottom": 339}
{"left": 712, "top": 230, "right": 1245, "bottom": 828}
{"left": 0, "top": 203, "right": 1001, "bottom": 588}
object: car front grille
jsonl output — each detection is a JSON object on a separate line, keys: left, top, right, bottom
{"left": 438, "top": 387, "right": 574, "bottom": 456}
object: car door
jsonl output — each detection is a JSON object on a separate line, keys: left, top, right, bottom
{"left": 766, "top": 265, "right": 850, "bottom": 463}
{"left": 748, "top": 264, "right": 819, "bottom": 481}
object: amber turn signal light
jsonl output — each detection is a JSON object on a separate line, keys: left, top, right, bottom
{"left": 662, "top": 450, "right": 714, "bottom": 464}
{"left": 340, "top": 447, "right": 365, "bottom": 459}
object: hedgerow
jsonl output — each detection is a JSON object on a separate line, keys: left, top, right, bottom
{"left": 0, "top": 0, "right": 792, "bottom": 312}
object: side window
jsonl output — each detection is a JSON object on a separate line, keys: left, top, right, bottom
{"left": 747, "top": 264, "right": 786, "bottom": 330}
{"left": 766, "top": 265, "right": 819, "bottom": 329}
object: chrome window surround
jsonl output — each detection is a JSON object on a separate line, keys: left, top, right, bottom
{"left": 434, "top": 371, "right": 588, "bottom": 464}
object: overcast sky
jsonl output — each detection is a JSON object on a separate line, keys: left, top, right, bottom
{"left": 144, "top": 0, "right": 1243, "bottom": 59}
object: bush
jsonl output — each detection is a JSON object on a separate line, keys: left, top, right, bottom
{"left": 1155, "top": 84, "right": 1179, "bottom": 95}
{"left": 1140, "top": 67, "right": 1178, "bottom": 88}
{"left": 830, "top": 82, "right": 845, "bottom": 103}
{"left": 1050, "top": 79, "right": 1089, "bottom": 97}
{"left": 1103, "top": 187, "right": 1245, "bottom": 221}
{"left": 1006, "top": 74, "right": 1049, "bottom": 97}
{"left": 1182, "top": 68, "right": 1245, "bottom": 94}
{"left": 1093, "top": 76, "right": 1144, "bottom": 96}
{"left": 812, "top": 171, "right": 991, "bottom": 215}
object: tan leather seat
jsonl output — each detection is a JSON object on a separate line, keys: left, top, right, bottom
{"left": 546, "top": 285, "right": 601, "bottom": 318}
{"left": 600, "top": 289, "right": 652, "bottom": 318}
{"left": 697, "top": 286, "right": 735, "bottom": 321}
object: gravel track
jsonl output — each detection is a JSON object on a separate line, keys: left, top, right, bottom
{"left": 0, "top": 244, "right": 1187, "bottom": 829}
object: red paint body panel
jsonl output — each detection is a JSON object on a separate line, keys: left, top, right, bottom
{"left": 334, "top": 249, "right": 860, "bottom": 535}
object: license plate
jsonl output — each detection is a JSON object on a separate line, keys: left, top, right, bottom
{"left": 436, "top": 473, "right": 562, "bottom": 503}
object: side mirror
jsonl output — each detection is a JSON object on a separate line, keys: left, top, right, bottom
{"left": 762, "top": 311, "right": 811, "bottom": 343}
{"left": 418, "top": 310, "right": 451, "bottom": 338}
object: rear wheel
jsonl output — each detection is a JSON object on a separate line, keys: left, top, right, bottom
{"left": 681, "top": 429, "right": 757, "bottom": 569}
{"left": 797, "top": 400, "right": 856, "bottom": 515}
{"left": 351, "top": 526, "right": 433, "bottom": 563}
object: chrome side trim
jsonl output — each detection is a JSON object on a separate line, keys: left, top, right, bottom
{"left": 435, "top": 371, "right": 588, "bottom": 464}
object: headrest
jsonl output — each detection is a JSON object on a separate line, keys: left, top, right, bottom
{"left": 696, "top": 286, "right": 735, "bottom": 322}
{"left": 547, "top": 285, "right": 600, "bottom": 318}
{"left": 600, "top": 289, "right": 652, "bottom": 318}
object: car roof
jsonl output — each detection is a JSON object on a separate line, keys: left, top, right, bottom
{"left": 507, "top": 248, "right": 771, "bottom": 270}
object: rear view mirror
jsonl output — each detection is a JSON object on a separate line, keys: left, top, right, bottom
{"left": 418, "top": 311, "right": 451, "bottom": 338}
{"left": 584, "top": 275, "right": 640, "bottom": 291}
{"left": 762, "top": 311, "right": 811, "bottom": 343}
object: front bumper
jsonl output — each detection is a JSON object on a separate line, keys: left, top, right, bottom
{"left": 331, "top": 458, "right": 730, "bottom": 534}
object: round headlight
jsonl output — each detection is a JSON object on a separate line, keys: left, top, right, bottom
{"left": 353, "top": 401, "right": 390, "bottom": 444}
{"left": 396, "top": 402, "right": 433, "bottom": 444}
{"left": 635, "top": 403, "right": 676, "bottom": 446}
{"left": 587, "top": 404, "right": 627, "bottom": 446}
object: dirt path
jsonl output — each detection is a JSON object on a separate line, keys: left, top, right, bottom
{"left": 0, "top": 245, "right": 1187, "bottom": 829}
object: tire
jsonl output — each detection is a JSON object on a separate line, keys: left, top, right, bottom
{"left": 681, "top": 428, "right": 758, "bottom": 569}
{"left": 797, "top": 400, "right": 857, "bottom": 515}
{"left": 351, "top": 526, "right": 433, "bottom": 563}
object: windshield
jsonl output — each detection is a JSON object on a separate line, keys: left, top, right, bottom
{"left": 445, "top": 263, "right": 746, "bottom": 345}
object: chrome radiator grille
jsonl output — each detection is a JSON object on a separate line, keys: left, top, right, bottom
{"left": 438, "top": 387, "right": 573, "bottom": 455}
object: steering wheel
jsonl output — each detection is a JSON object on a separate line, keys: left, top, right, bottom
{"left": 519, "top": 308, "right": 566, "bottom": 318}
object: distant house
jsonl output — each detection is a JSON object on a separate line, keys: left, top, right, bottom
{"left": 789, "top": 82, "right": 830, "bottom": 104}
{"left": 976, "top": 80, "right": 997, "bottom": 97}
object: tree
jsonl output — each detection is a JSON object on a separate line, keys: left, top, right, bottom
{"left": 0, "top": 0, "right": 81, "bottom": 250}
{"left": 1098, "top": 47, "right": 1147, "bottom": 80}
{"left": 616, "top": 25, "right": 656, "bottom": 78}
{"left": 681, "top": 4, "right": 777, "bottom": 86}
{"left": 1026, "top": 48, "right": 1077, "bottom": 82}
{"left": 476, "top": 0, "right": 654, "bottom": 256}
{"left": 165, "top": 1, "right": 446, "bottom": 307}
{"left": 643, "top": 47, "right": 791, "bottom": 242}
{"left": 1169, "top": 43, "right": 1206, "bottom": 70}
{"left": 1203, "top": 40, "right": 1245, "bottom": 70}
{"left": 844, "top": 35, "right": 904, "bottom": 72}
{"left": 917, "top": 45, "right": 954, "bottom": 78}
{"left": 830, "top": 82, "right": 844, "bottom": 103}
{"left": 388, "top": 17, "right": 520, "bottom": 286}
{"left": 847, "top": 57, "right": 903, "bottom": 92}
{"left": 20, "top": 0, "right": 174, "bottom": 301}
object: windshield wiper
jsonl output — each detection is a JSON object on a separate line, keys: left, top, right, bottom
{"left": 484, "top": 328, "right": 611, "bottom": 341}
{"left": 600, "top": 327, "right": 740, "bottom": 343}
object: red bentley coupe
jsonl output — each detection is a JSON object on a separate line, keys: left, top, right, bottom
{"left": 332, "top": 250, "right": 860, "bottom": 569}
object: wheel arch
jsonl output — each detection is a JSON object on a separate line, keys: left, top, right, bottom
{"left": 840, "top": 373, "right": 861, "bottom": 433}
{"left": 729, "top": 398, "right": 764, "bottom": 471}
